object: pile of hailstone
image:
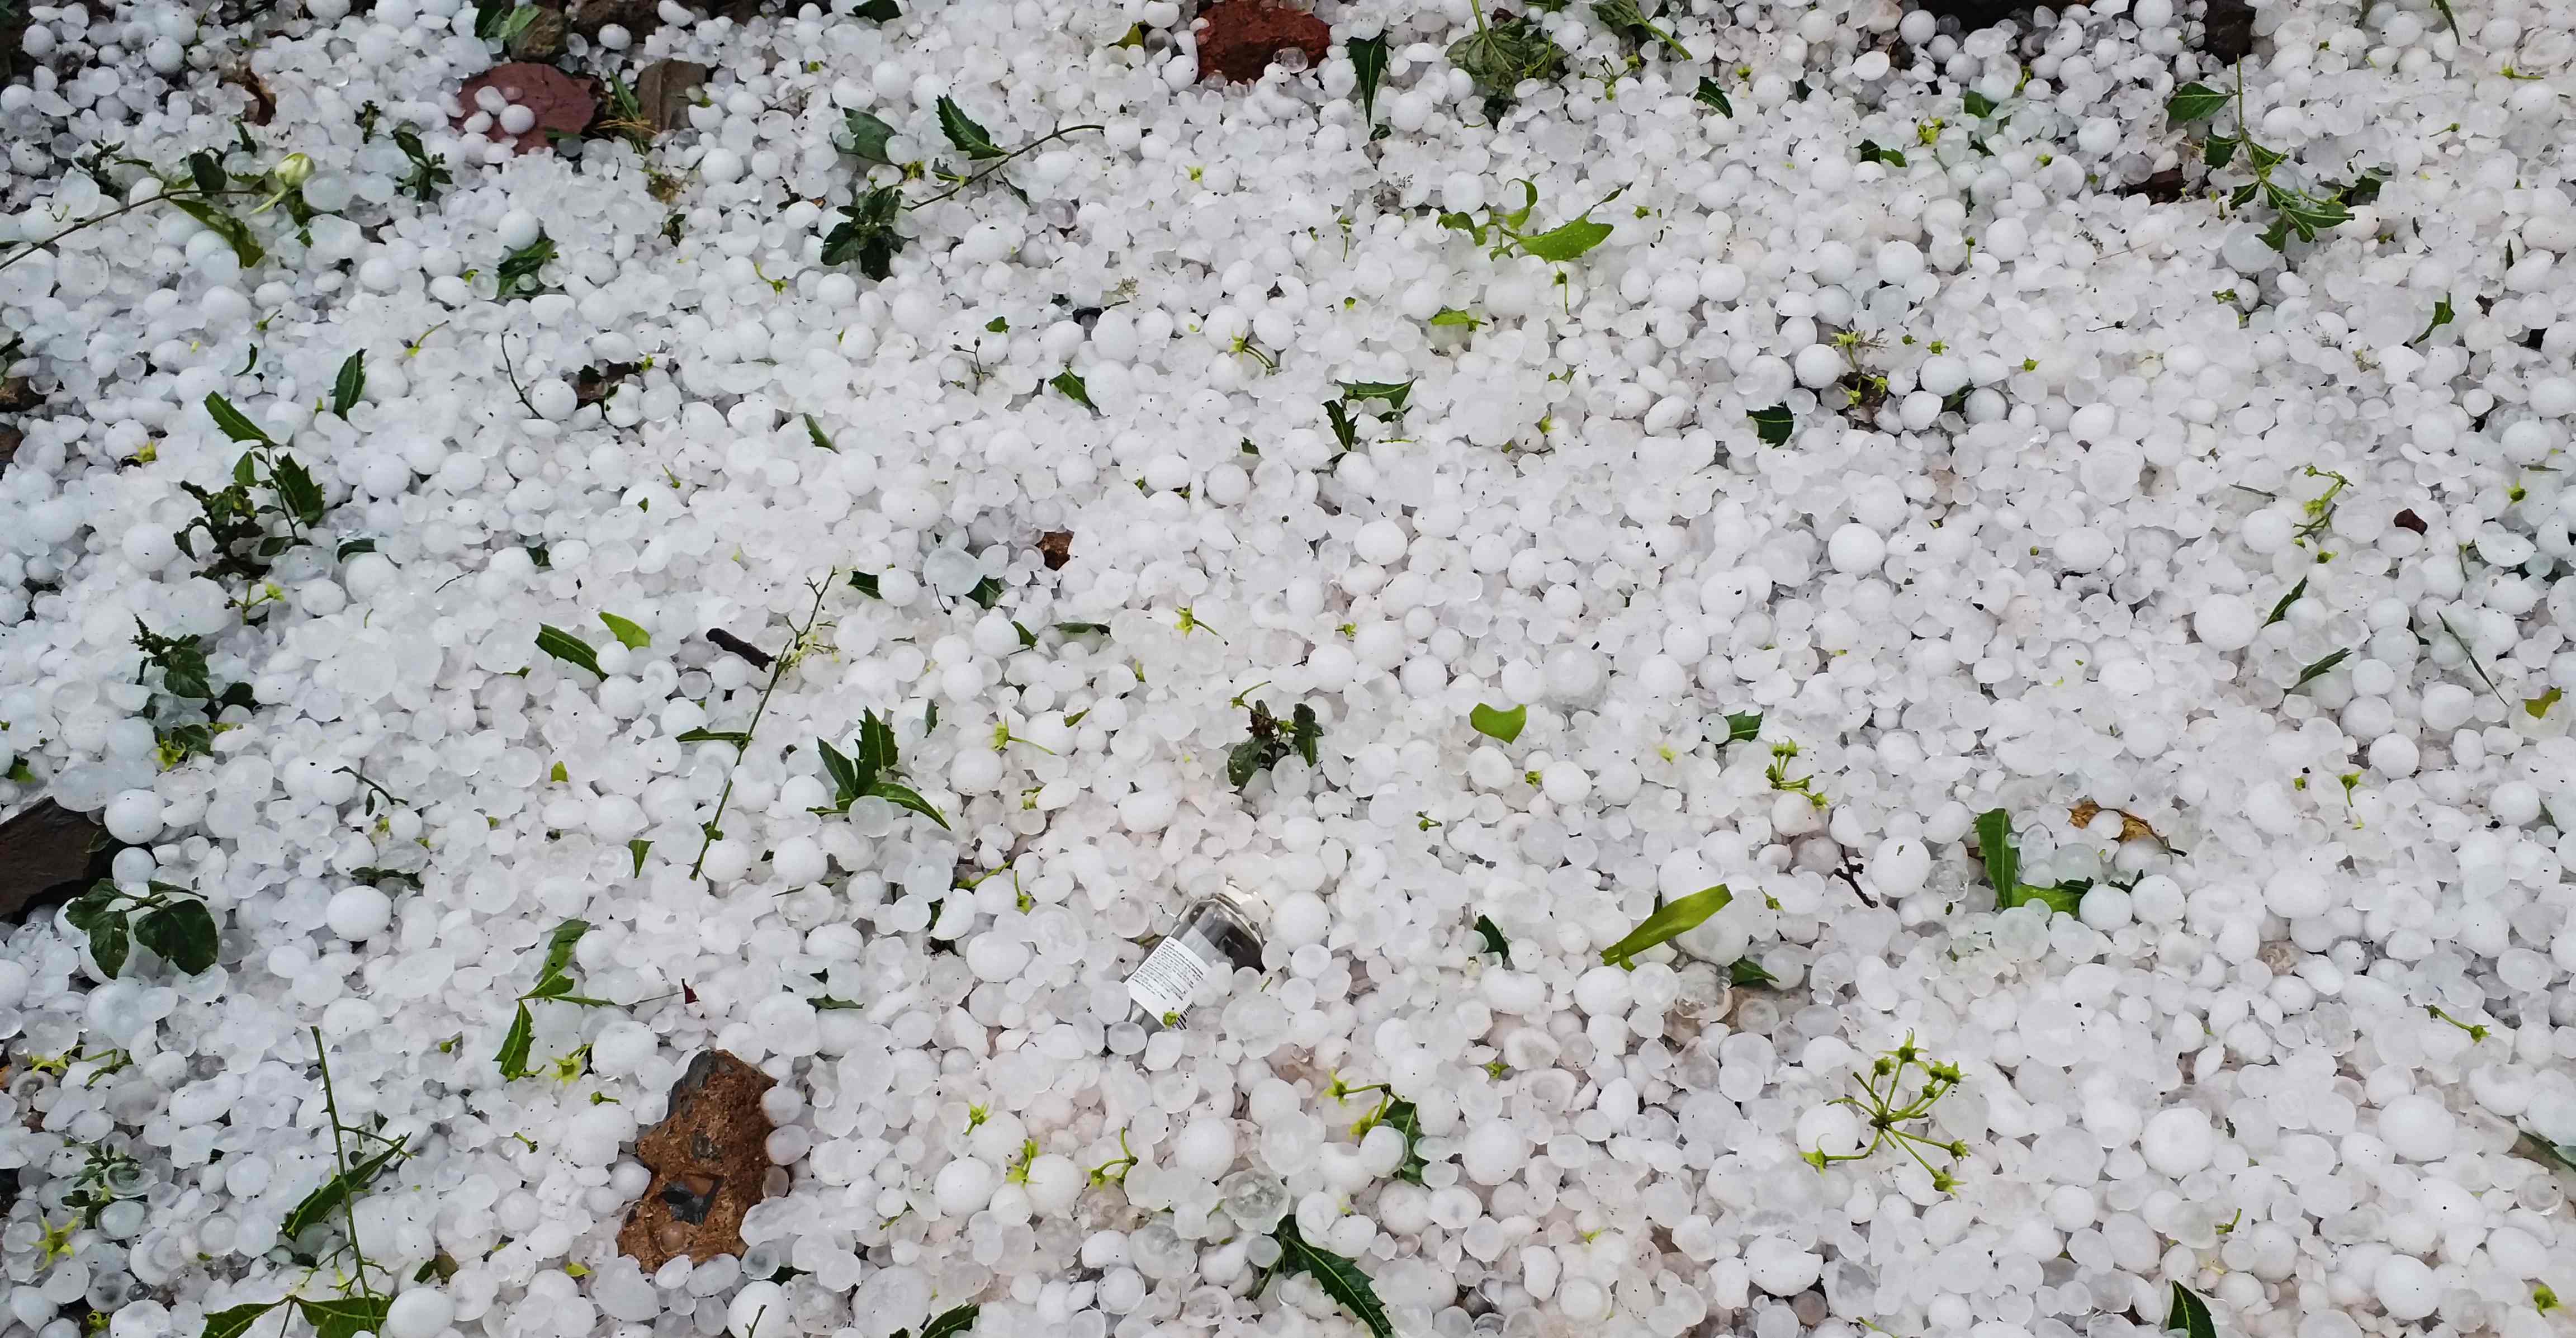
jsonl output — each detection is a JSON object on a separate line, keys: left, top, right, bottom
{"left": 5, "top": 0, "right": 2576, "bottom": 1332}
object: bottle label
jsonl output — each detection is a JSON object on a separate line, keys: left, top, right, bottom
{"left": 1125, "top": 935, "right": 1214, "bottom": 1023}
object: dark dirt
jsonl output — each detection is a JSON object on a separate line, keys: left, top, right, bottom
{"left": 1193, "top": 0, "right": 1329, "bottom": 83}
{"left": 0, "top": 800, "right": 110, "bottom": 923}
{"left": 617, "top": 1051, "right": 778, "bottom": 1271}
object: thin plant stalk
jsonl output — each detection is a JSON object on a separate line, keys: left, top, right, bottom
{"left": 688, "top": 574, "right": 836, "bottom": 878}
{"left": 309, "top": 1027, "right": 379, "bottom": 1301}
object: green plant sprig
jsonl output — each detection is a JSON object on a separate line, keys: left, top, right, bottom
{"left": 1803, "top": 1035, "right": 1968, "bottom": 1192}
{"left": 689, "top": 574, "right": 839, "bottom": 877}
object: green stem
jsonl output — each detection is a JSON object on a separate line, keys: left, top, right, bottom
{"left": 310, "top": 1027, "right": 377, "bottom": 1301}
{"left": 905, "top": 125, "right": 1106, "bottom": 211}
{"left": 0, "top": 185, "right": 264, "bottom": 273}
{"left": 688, "top": 575, "right": 836, "bottom": 878}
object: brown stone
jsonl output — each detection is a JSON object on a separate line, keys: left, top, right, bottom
{"left": 505, "top": 4, "right": 570, "bottom": 60}
{"left": 1192, "top": 0, "right": 1328, "bottom": 83}
{"left": 617, "top": 1051, "right": 778, "bottom": 1271}
{"left": 1038, "top": 531, "right": 1073, "bottom": 570}
{"left": 454, "top": 63, "right": 598, "bottom": 156}
{"left": 0, "top": 800, "right": 108, "bottom": 923}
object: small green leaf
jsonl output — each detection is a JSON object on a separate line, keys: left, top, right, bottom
{"left": 918, "top": 1304, "right": 979, "bottom": 1338}
{"left": 803, "top": 413, "right": 838, "bottom": 452}
{"left": 2202, "top": 134, "right": 2239, "bottom": 169}
{"left": 849, "top": 571, "right": 882, "bottom": 599}
{"left": 331, "top": 352, "right": 366, "bottom": 417}
{"left": 1261, "top": 1216, "right": 1394, "bottom": 1338}
{"left": 1051, "top": 370, "right": 1097, "bottom": 411}
{"left": 2264, "top": 578, "right": 2306, "bottom": 627}
{"left": 538, "top": 918, "right": 591, "bottom": 983}
{"left": 676, "top": 728, "right": 752, "bottom": 746}
{"left": 1599, "top": 885, "right": 1732, "bottom": 968}
{"left": 299, "top": 1293, "right": 392, "bottom": 1338}
{"left": 1729, "top": 957, "right": 1777, "bottom": 987}
{"left": 200, "top": 1300, "right": 286, "bottom": 1338}
{"left": 2411, "top": 296, "right": 2455, "bottom": 347}
{"left": 1054, "top": 621, "right": 1110, "bottom": 635}
{"left": 967, "top": 575, "right": 1006, "bottom": 609}
{"left": 1962, "top": 89, "right": 1996, "bottom": 117}
{"left": 135, "top": 900, "right": 219, "bottom": 973}
{"left": 169, "top": 199, "right": 264, "bottom": 268}
{"left": 2526, "top": 687, "right": 2561, "bottom": 719}
{"left": 2166, "top": 82, "right": 2227, "bottom": 123}
{"left": 867, "top": 782, "right": 951, "bottom": 830}
{"left": 986, "top": 316, "right": 1009, "bottom": 332}
{"left": 1998, "top": 880, "right": 2087, "bottom": 916}
{"left": 841, "top": 109, "right": 897, "bottom": 165}
{"left": 854, "top": 0, "right": 899, "bottom": 17}
{"left": 548, "top": 762, "right": 569, "bottom": 783}
{"left": 1471, "top": 914, "right": 1512, "bottom": 967}
{"left": 534, "top": 625, "right": 603, "bottom": 677}
{"left": 627, "top": 839, "right": 652, "bottom": 877}
{"left": 495, "top": 1002, "right": 536, "bottom": 1079}
{"left": 1446, "top": 16, "right": 1566, "bottom": 105}
{"left": 1379, "top": 1096, "right": 1429, "bottom": 1182}
{"left": 281, "top": 1139, "right": 406, "bottom": 1238}
{"left": 1517, "top": 216, "right": 1613, "bottom": 263}
{"left": 935, "top": 96, "right": 1005, "bottom": 160}
{"left": 1854, "top": 139, "right": 1908, "bottom": 168}
{"left": 494, "top": 231, "right": 556, "bottom": 300}
{"left": 1723, "top": 711, "right": 1763, "bottom": 745}
{"left": 598, "top": 612, "right": 651, "bottom": 649}
{"left": 1348, "top": 36, "right": 1388, "bottom": 123}
{"left": 271, "top": 455, "right": 326, "bottom": 528}
{"left": 1469, "top": 703, "right": 1527, "bottom": 744}
{"left": 188, "top": 150, "right": 226, "bottom": 196}
{"left": 1973, "top": 809, "right": 2020, "bottom": 900}
{"left": 1428, "top": 307, "right": 1484, "bottom": 328}
{"left": 1338, "top": 380, "right": 1415, "bottom": 412}
{"left": 2165, "top": 1283, "right": 2216, "bottom": 1338}
{"left": 1749, "top": 404, "right": 1794, "bottom": 445}
{"left": 1693, "top": 77, "right": 1732, "bottom": 115}
{"left": 2290, "top": 647, "right": 2353, "bottom": 691}
{"left": 203, "top": 393, "right": 276, "bottom": 446}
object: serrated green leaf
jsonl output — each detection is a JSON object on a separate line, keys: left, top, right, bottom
{"left": 1749, "top": 404, "right": 1793, "bottom": 445}
{"left": 1517, "top": 216, "right": 1613, "bottom": 262}
{"left": 803, "top": 413, "right": 837, "bottom": 452}
{"left": 2166, "top": 82, "right": 2227, "bottom": 123}
{"left": 169, "top": 199, "right": 264, "bottom": 268}
{"left": 1262, "top": 1216, "right": 1394, "bottom": 1338}
{"left": 83, "top": 909, "right": 131, "bottom": 979}
{"left": 2165, "top": 1283, "right": 2215, "bottom": 1338}
{"left": 1338, "top": 379, "right": 1414, "bottom": 413}
{"left": 538, "top": 918, "right": 591, "bottom": 984}
{"left": 135, "top": 900, "right": 219, "bottom": 973}
{"left": 203, "top": 393, "right": 275, "bottom": 446}
{"left": 1693, "top": 77, "right": 1732, "bottom": 115}
{"left": 918, "top": 1304, "right": 978, "bottom": 1338}
{"left": 1446, "top": 15, "right": 1565, "bottom": 104}
{"left": 1471, "top": 914, "right": 1512, "bottom": 967}
{"left": 271, "top": 455, "right": 326, "bottom": 528}
{"left": 868, "top": 782, "right": 951, "bottom": 830}
{"left": 331, "top": 352, "right": 366, "bottom": 417}
{"left": 534, "top": 625, "right": 603, "bottom": 677}
{"left": 599, "top": 612, "right": 650, "bottom": 649}
{"left": 2202, "top": 134, "right": 2238, "bottom": 169}
{"left": 967, "top": 575, "right": 1005, "bottom": 608}
{"left": 1469, "top": 702, "right": 1526, "bottom": 744}
{"left": 494, "top": 231, "right": 556, "bottom": 300}
{"left": 1380, "top": 1096, "right": 1428, "bottom": 1182}
{"left": 935, "top": 96, "right": 1004, "bottom": 160}
{"left": 1349, "top": 36, "right": 1388, "bottom": 123}
{"left": 1600, "top": 885, "right": 1731, "bottom": 968}
{"left": 199, "top": 1300, "right": 286, "bottom": 1338}
{"left": 841, "top": 110, "right": 897, "bottom": 166}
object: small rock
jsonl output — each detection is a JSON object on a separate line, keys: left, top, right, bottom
{"left": 632, "top": 59, "right": 709, "bottom": 137}
{"left": 1038, "top": 530, "right": 1073, "bottom": 570}
{"left": 617, "top": 1051, "right": 778, "bottom": 1271}
{"left": 564, "top": 0, "right": 660, "bottom": 37}
{"left": 506, "top": 4, "right": 570, "bottom": 60}
{"left": 2200, "top": 0, "right": 2256, "bottom": 63}
{"left": 0, "top": 800, "right": 109, "bottom": 923}
{"left": 1192, "top": 0, "right": 1328, "bottom": 83}
{"left": 454, "top": 62, "right": 598, "bottom": 156}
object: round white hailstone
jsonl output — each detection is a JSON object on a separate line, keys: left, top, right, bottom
{"left": 2531, "top": 376, "right": 2576, "bottom": 417}
{"left": 2492, "top": 781, "right": 2541, "bottom": 826}
{"left": 2140, "top": 1108, "right": 2215, "bottom": 1176}
{"left": 1119, "top": 788, "right": 1177, "bottom": 831}
{"left": 2373, "top": 1255, "right": 2438, "bottom": 1322}
{"left": 1354, "top": 519, "right": 1407, "bottom": 565}
{"left": 1479, "top": 970, "right": 1546, "bottom": 1015}
{"left": 2241, "top": 508, "right": 2294, "bottom": 554}
{"left": 701, "top": 148, "right": 746, "bottom": 184}
{"left": 1174, "top": 1117, "right": 1237, "bottom": 1180}
{"left": 1559, "top": 1277, "right": 1611, "bottom": 1322}
{"left": 0, "top": 959, "right": 29, "bottom": 1010}
{"left": 771, "top": 836, "right": 826, "bottom": 885}
{"left": 101, "top": 789, "right": 163, "bottom": 843}
{"left": 2369, "top": 735, "right": 2419, "bottom": 777}
{"left": 1459, "top": 1119, "right": 1526, "bottom": 1185}
{"left": 2194, "top": 595, "right": 2258, "bottom": 651}
{"left": 2077, "top": 883, "right": 2132, "bottom": 930}
{"left": 2264, "top": 868, "right": 2329, "bottom": 920}
{"left": 2134, "top": 0, "right": 2173, "bottom": 23}
{"left": 951, "top": 749, "right": 1003, "bottom": 793}
{"left": 700, "top": 838, "right": 754, "bottom": 882}
{"left": 964, "top": 932, "right": 1030, "bottom": 982}
{"left": 563, "top": 1106, "right": 634, "bottom": 1166}
{"left": 1869, "top": 838, "right": 1931, "bottom": 897}
{"left": 495, "top": 208, "right": 541, "bottom": 250}
{"left": 1793, "top": 343, "right": 1844, "bottom": 388}
{"left": 1827, "top": 523, "right": 1886, "bottom": 574}
{"left": 593, "top": 1020, "right": 657, "bottom": 1075}
{"left": 727, "top": 1280, "right": 789, "bottom": 1337}
{"left": 1571, "top": 965, "right": 1632, "bottom": 1016}
{"left": 121, "top": 524, "right": 178, "bottom": 570}
{"left": 1022, "top": 1155, "right": 1081, "bottom": 1215}
{"left": 325, "top": 885, "right": 394, "bottom": 941}
{"left": 382, "top": 1289, "right": 456, "bottom": 1338}
{"left": 1873, "top": 239, "right": 1922, "bottom": 281}
{"left": 935, "top": 1157, "right": 998, "bottom": 1217}
{"left": 1540, "top": 763, "right": 1590, "bottom": 804}
{"left": 2053, "top": 527, "right": 2112, "bottom": 573}
{"left": 529, "top": 377, "right": 576, "bottom": 421}
{"left": 1271, "top": 891, "right": 1329, "bottom": 949}
{"left": 2379, "top": 1094, "right": 2454, "bottom": 1161}
{"left": 2421, "top": 683, "right": 2476, "bottom": 731}
{"left": 1745, "top": 1236, "right": 1823, "bottom": 1294}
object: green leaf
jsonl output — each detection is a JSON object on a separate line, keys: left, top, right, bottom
{"left": 2269, "top": 188, "right": 2351, "bottom": 245}
{"left": 817, "top": 737, "right": 864, "bottom": 809}
{"left": 1262, "top": 1216, "right": 1394, "bottom": 1338}
{"left": 841, "top": 110, "right": 897, "bottom": 166}
{"left": 676, "top": 728, "right": 751, "bottom": 746}
{"left": 2165, "top": 1283, "right": 2216, "bottom": 1338}
{"left": 281, "top": 1138, "right": 406, "bottom": 1238}
{"left": 986, "top": 316, "right": 1009, "bottom": 332}
{"left": 135, "top": 900, "right": 219, "bottom": 973}
{"left": 2290, "top": 647, "right": 2353, "bottom": 691}
{"left": 1599, "top": 885, "right": 1732, "bottom": 968}
{"left": 1469, "top": 703, "right": 1527, "bottom": 744}
{"left": 169, "top": 199, "right": 264, "bottom": 268}
{"left": 1379, "top": 1096, "right": 1428, "bottom": 1182}
{"left": 1055, "top": 621, "right": 1110, "bottom": 635}
{"left": 868, "top": 782, "right": 951, "bottom": 830}
{"left": 967, "top": 575, "right": 1006, "bottom": 608}
{"left": 1051, "top": 370, "right": 1097, "bottom": 411}
{"left": 2428, "top": 0, "right": 2458, "bottom": 38}
{"left": 495, "top": 1002, "right": 536, "bottom": 1079}
{"left": 2202, "top": 134, "right": 2239, "bottom": 169}
{"left": 1962, "top": 89, "right": 1996, "bottom": 117}
{"left": 1471, "top": 914, "right": 1512, "bottom": 967}
{"left": 298, "top": 1293, "right": 392, "bottom": 1338}
{"left": 2527, "top": 688, "right": 2562, "bottom": 720}
{"left": 1693, "top": 77, "right": 1732, "bottom": 115}
{"left": 538, "top": 918, "right": 592, "bottom": 984}
{"left": 854, "top": 0, "right": 899, "bottom": 17}
{"left": 1338, "top": 380, "right": 1414, "bottom": 413}
{"left": 598, "top": 612, "right": 651, "bottom": 649}
{"left": 1854, "top": 140, "right": 1908, "bottom": 168}
{"left": 2265, "top": 578, "right": 2306, "bottom": 627}
{"left": 1973, "top": 809, "right": 2019, "bottom": 900}
{"left": 331, "top": 352, "right": 366, "bottom": 417}
{"left": 1349, "top": 36, "right": 1388, "bottom": 123}
{"left": 188, "top": 150, "right": 226, "bottom": 196}
{"left": 1428, "top": 307, "right": 1483, "bottom": 328}
{"left": 1749, "top": 404, "right": 1794, "bottom": 445}
{"left": 849, "top": 571, "right": 883, "bottom": 598}
{"left": 859, "top": 710, "right": 901, "bottom": 779}
{"left": 1324, "top": 399, "right": 1359, "bottom": 453}
{"left": 203, "top": 393, "right": 275, "bottom": 446}
{"left": 534, "top": 625, "right": 603, "bottom": 677}
{"left": 494, "top": 231, "right": 556, "bottom": 300}
{"left": 1446, "top": 15, "right": 1566, "bottom": 104}
{"left": 1997, "top": 880, "right": 2087, "bottom": 915}
{"left": 335, "top": 537, "right": 375, "bottom": 560}
{"left": 2515, "top": 1127, "right": 2576, "bottom": 1175}
{"left": 1729, "top": 957, "right": 1777, "bottom": 987}
{"left": 2166, "top": 82, "right": 2227, "bottom": 123}
{"left": 803, "top": 413, "right": 838, "bottom": 452}
{"left": 1723, "top": 711, "right": 1763, "bottom": 745}
{"left": 2411, "top": 296, "right": 2454, "bottom": 347}
{"left": 628, "top": 839, "right": 652, "bottom": 877}
{"left": 84, "top": 909, "right": 131, "bottom": 979}
{"left": 1517, "top": 216, "right": 1613, "bottom": 263}
{"left": 919, "top": 1304, "right": 979, "bottom": 1338}
{"left": 820, "top": 186, "right": 908, "bottom": 280}
{"left": 935, "top": 96, "right": 1005, "bottom": 159}
{"left": 1590, "top": 0, "right": 1687, "bottom": 58}
{"left": 200, "top": 1300, "right": 286, "bottom": 1338}
{"left": 271, "top": 455, "right": 326, "bottom": 528}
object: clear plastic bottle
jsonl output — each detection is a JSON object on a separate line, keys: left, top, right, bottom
{"left": 1125, "top": 889, "right": 1266, "bottom": 1028}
